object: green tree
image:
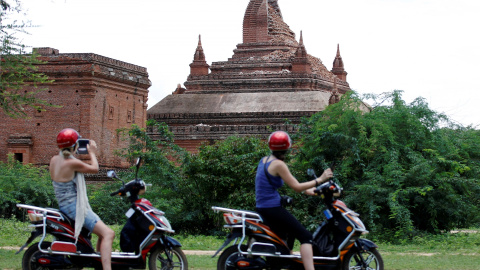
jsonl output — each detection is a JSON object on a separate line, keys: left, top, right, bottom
{"left": 1, "top": 0, "right": 54, "bottom": 118}
{"left": 294, "top": 90, "right": 480, "bottom": 241}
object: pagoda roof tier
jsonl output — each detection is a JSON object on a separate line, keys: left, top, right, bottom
{"left": 148, "top": 91, "right": 332, "bottom": 115}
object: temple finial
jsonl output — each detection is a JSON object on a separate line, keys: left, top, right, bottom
{"left": 189, "top": 34, "right": 209, "bottom": 76}
{"left": 331, "top": 44, "right": 347, "bottom": 81}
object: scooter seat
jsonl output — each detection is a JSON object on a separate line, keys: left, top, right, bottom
{"left": 44, "top": 208, "right": 92, "bottom": 238}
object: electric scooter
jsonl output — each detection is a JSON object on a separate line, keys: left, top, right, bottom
{"left": 212, "top": 169, "right": 383, "bottom": 270}
{"left": 17, "top": 158, "right": 188, "bottom": 270}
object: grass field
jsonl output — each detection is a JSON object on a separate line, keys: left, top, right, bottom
{"left": 1, "top": 219, "right": 480, "bottom": 269}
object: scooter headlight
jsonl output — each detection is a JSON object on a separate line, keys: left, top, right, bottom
{"left": 156, "top": 214, "right": 172, "bottom": 231}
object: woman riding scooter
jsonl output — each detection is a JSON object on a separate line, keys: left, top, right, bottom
{"left": 255, "top": 131, "right": 333, "bottom": 270}
{"left": 49, "top": 128, "right": 115, "bottom": 270}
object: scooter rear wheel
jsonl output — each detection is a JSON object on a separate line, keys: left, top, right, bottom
{"left": 148, "top": 247, "right": 188, "bottom": 270}
{"left": 217, "top": 245, "right": 249, "bottom": 270}
{"left": 22, "top": 242, "right": 52, "bottom": 270}
{"left": 342, "top": 248, "right": 384, "bottom": 270}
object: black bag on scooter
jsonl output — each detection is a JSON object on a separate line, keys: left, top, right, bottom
{"left": 120, "top": 219, "right": 149, "bottom": 253}
{"left": 120, "top": 219, "right": 138, "bottom": 252}
{"left": 313, "top": 221, "right": 335, "bottom": 256}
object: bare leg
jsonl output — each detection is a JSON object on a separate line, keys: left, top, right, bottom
{"left": 92, "top": 220, "right": 115, "bottom": 270}
{"left": 300, "top": 243, "right": 314, "bottom": 270}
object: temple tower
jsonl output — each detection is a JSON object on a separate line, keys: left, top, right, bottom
{"left": 148, "top": 0, "right": 355, "bottom": 152}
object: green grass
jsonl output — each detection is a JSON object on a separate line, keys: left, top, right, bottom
{"left": 2, "top": 219, "right": 480, "bottom": 269}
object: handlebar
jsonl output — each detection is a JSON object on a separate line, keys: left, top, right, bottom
{"left": 314, "top": 180, "right": 342, "bottom": 198}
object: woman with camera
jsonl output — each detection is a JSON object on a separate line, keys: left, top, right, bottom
{"left": 49, "top": 128, "right": 114, "bottom": 270}
{"left": 255, "top": 131, "right": 333, "bottom": 270}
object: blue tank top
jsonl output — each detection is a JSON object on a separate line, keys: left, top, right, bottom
{"left": 255, "top": 157, "right": 283, "bottom": 208}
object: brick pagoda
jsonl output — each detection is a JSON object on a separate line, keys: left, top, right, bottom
{"left": 147, "top": 0, "right": 350, "bottom": 152}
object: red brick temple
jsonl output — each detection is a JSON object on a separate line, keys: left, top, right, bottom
{"left": 0, "top": 47, "right": 150, "bottom": 173}
{"left": 148, "top": 0, "right": 351, "bottom": 152}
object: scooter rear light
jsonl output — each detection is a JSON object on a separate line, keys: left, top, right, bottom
{"left": 223, "top": 213, "right": 240, "bottom": 224}
{"left": 27, "top": 210, "right": 43, "bottom": 222}
{"left": 237, "top": 260, "right": 251, "bottom": 267}
{"left": 38, "top": 258, "right": 51, "bottom": 264}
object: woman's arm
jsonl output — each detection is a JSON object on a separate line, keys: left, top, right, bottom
{"left": 271, "top": 161, "right": 333, "bottom": 193}
{"left": 71, "top": 140, "right": 99, "bottom": 174}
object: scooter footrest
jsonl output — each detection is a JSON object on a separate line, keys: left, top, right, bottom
{"left": 250, "top": 243, "right": 277, "bottom": 254}
{"left": 51, "top": 241, "right": 77, "bottom": 253}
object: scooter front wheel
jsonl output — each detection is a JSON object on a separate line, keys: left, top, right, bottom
{"left": 148, "top": 247, "right": 188, "bottom": 270}
{"left": 342, "top": 248, "right": 384, "bottom": 270}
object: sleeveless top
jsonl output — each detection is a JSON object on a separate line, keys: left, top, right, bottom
{"left": 52, "top": 173, "right": 78, "bottom": 208}
{"left": 255, "top": 157, "right": 284, "bottom": 208}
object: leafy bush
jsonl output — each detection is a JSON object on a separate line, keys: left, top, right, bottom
{"left": 0, "top": 154, "right": 56, "bottom": 218}
{"left": 293, "top": 90, "right": 480, "bottom": 241}
{"left": 88, "top": 181, "right": 131, "bottom": 225}
{"left": 181, "top": 136, "right": 269, "bottom": 234}
{"left": 113, "top": 120, "right": 187, "bottom": 227}
{"left": 113, "top": 121, "right": 269, "bottom": 234}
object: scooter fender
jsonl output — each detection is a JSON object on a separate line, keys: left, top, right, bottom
{"left": 16, "top": 228, "right": 43, "bottom": 254}
{"left": 150, "top": 236, "right": 183, "bottom": 254}
{"left": 164, "top": 236, "right": 182, "bottom": 247}
{"left": 212, "top": 230, "right": 243, "bottom": 258}
{"left": 356, "top": 239, "right": 378, "bottom": 251}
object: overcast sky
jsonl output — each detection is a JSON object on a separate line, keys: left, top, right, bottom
{"left": 14, "top": 0, "right": 480, "bottom": 127}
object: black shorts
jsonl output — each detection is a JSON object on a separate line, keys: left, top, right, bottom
{"left": 256, "top": 206, "right": 312, "bottom": 245}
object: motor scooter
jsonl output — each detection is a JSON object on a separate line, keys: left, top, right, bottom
{"left": 16, "top": 157, "right": 188, "bottom": 270}
{"left": 212, "top": 169, "right": 383, "bottom": 270}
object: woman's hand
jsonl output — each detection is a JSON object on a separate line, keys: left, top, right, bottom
{"left": 319, "top": 168, "right": 333, "bottom": 183}
{"left": 87, "top": 140, "right": 98, "bottom": 155}
{"left": 305, "top": 187, "right": 317, "bottom": 196}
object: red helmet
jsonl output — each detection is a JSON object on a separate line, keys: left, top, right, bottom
{"left": 268, "top": 131, "right": 292, "bottom": 151}
{"left": 57, "top": 128, "right": 80, "bottom": 149}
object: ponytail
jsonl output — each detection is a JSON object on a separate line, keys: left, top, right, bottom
{"left": 60, "top": 147, "right": 74, "bottom": 158}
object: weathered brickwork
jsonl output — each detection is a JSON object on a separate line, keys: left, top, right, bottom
{"left": 148, "top": 0, "right": 351, "bottom": 151}
{"left": 0, "top": 48, "right": 150, "bottom": 171}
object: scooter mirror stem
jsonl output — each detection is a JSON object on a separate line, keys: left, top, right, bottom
{"left": 135, "top": 157, "right": 142, "bottom": 181}
{"left": 307, "top": 168, "right": 318, "bottom": 179}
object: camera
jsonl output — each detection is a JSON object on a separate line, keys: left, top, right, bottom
{"left": 77, "top": 139, "right": 90, "bottom": 154}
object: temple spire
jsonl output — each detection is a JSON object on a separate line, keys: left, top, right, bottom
{"left": 194, "top": 35, "right": 206, "bottom": 61}
{"left": 242, "top": 0, "right": 295, "bottom": 44}
{"left": 292, "top": 31, "right": 311, "bottom": 74}
{"left": 331, "top": 44, "right": 348, "bottom": 81}
{"left": 189, "top": 35, "right": 210, "bottom": 76}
